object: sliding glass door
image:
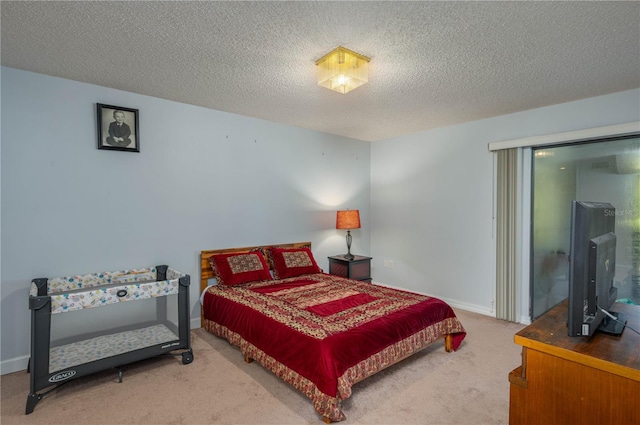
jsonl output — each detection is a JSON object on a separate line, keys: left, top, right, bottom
{"left": 530, "top": 136, "right": 640, "bottom": 319}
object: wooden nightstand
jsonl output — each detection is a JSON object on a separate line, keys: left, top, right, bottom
{"left": 328, "top": 255, "right": 372, "bottom": 282}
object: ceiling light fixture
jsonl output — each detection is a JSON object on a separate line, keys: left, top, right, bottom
{"left": 316, "top": 47, "right": 370, "bottom": 94}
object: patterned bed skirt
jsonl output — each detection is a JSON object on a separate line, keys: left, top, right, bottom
{"left": 205, "top": 318, "right": 461, "bottom": 422}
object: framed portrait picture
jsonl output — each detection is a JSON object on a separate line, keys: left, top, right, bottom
{"left": 97, "top": 103, "right": 140, "bottom": 152}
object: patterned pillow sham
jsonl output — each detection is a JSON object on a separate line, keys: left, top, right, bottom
{"left": 268, "top": 247, "right": 322, "bottom": 279}
{"left": 208, "top": 251, "right": 272, "bottom": 286}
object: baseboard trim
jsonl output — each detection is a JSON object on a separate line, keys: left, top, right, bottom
{"left": 443, "top": 297, "right": 495, "bottom": 318}
{"left": 1, "top": 354, "right": 29, "bottom": 375}
{"left": 518, "top": 314, "right": 532, "bottom": 326}
{"left": 191, "top": 317, "right": 201, "bottom": 330}
{"left": 371, "top": 281, "right": 496, "bottom": 318}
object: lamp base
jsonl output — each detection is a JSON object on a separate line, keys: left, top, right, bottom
{"left": 344, "top": 230, "right": 354, "bottom": 260}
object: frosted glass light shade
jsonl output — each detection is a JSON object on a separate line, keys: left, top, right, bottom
{"left": 316, "top": 47, "right": 370, "bottom": 94}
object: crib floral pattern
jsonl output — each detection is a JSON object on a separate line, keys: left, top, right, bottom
{"left": 30, "top": 267, "right": 184, "bottom": 314}
{"left": 49, "top": 324, "right": 178, "bottom": 373}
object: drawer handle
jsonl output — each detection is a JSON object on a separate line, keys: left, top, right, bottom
{"left": 116, "top": 289, "right": 128, "bottom": 298}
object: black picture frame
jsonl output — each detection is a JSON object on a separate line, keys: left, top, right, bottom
{"left": 97, "top": 103, "right": 140, "bottom": 152}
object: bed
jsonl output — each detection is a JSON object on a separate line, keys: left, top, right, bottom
{"left": 200, "top": 242, "right": 466, "bottom": 422}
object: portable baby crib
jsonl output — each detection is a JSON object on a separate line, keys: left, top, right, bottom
{"left": 26, "top": 265, "right": 192, "bottom": 414}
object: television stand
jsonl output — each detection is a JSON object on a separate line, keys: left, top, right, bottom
{"left": 597, "top": 311, "right": 626, "bottom": 335}
{"left": 509, "top": 300, "right": 640, "bottom": 425}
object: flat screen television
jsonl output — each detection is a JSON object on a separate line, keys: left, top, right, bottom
{"left": 567, "top": 201, "right": 625, "bottom": 337}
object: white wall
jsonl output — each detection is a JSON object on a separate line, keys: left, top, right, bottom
{"left": 370, "top": 89, "right": 640, "bottom": 318}
{"left": 0, "top": 67, "right": 371, "bottom": 374}
{"left": 2, "top": 66, "right": 638, "bottom": 374}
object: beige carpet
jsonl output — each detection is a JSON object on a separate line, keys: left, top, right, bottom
{"left": 1, "top": 309, "right": 525, "bottom": 425}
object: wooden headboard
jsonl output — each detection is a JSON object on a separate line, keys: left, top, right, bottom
{"left": 200, "top": 241, "right": 311, "bottom": 326}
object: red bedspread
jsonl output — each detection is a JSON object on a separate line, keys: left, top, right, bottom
{"left": 202, "top": 273, "right": 466, "bottom": 421}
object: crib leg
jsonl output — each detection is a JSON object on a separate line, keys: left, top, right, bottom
{"left": 25, "top": 393, "right": 43, "bottom": 414}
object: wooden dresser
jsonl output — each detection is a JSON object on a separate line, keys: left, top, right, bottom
{"left": 509, "top": 300, "right": 640, "bottom": 425}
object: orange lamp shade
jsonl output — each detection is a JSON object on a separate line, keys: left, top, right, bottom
{"left": 336, "top": 210, "right": 361, "bottom": 230}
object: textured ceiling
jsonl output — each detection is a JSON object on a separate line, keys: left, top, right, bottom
{"left": 2, "top": 1, "right": 639, "bottom": 142}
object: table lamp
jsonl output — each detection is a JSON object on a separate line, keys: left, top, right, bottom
{"left": 336, "top": 209, "right": 361, "bottom": 260}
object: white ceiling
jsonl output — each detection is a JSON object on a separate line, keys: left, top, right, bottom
{"left": 2, "top": 1, "right": 639, "bottom": 142}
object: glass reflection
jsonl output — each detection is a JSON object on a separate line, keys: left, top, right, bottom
{"left": 531, "top": 137, "right": 640, "bottom": 319}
